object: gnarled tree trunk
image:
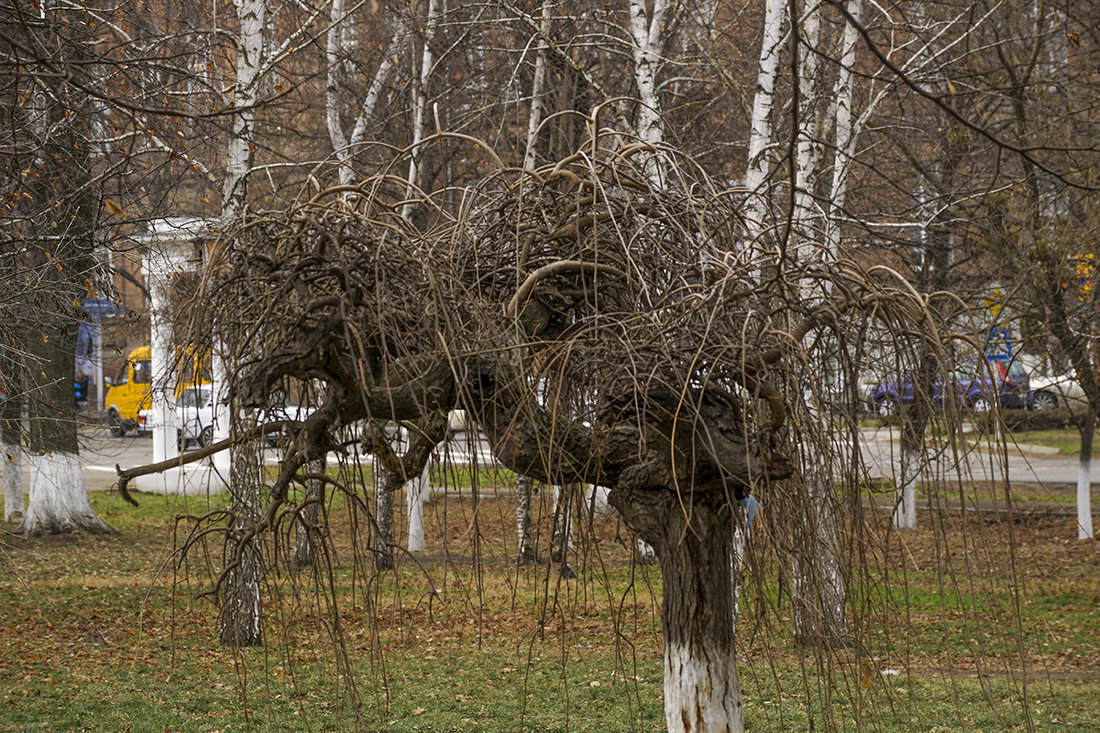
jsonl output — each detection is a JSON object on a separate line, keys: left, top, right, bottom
{"left": 611, "top": 487, "right": 744, "bottom": 733}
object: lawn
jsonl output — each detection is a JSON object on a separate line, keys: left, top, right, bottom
{"left": 1, "top": 480, "right": 1097, "bottom": 732}
{"left": 1008, "top": 427, "right": 1098, "bottom": 457}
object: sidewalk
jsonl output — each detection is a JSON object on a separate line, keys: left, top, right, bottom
{"left": 56, "top": 424, "right": 1100, "bottom": 496}
{"left": 858, "top": 426, "right": 1091, "bottom": 486}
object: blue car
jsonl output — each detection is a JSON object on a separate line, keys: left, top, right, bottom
{"left": 870, "top": 360, "right": 1030, "bottom": 416}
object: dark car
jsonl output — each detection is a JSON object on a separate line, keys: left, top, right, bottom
{"left": 870, "top": 360, "right": 1029, "bottom": 416}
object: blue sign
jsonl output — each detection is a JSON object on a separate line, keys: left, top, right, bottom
{"left": 986, "top": 327, "right": 1013, "bottom": 360}
{"left": 82, "top": 298, "right": 123, "bottom": 319}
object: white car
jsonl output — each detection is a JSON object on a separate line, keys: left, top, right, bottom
{"left": 176, "top": 386, "right": 317, "bottom": 449}
{"left": 178, "top": 384, "right": 216, "bottom": 448}
{"left": 1028, "top": 373, "right": 1086, "bottom": 410}
{"left": 257, "top": 403, "right": 317, "bottom": 446}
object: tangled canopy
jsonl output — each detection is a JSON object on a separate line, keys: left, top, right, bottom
{"left": 190, "top": 133, "right": 934, "bottom": 541}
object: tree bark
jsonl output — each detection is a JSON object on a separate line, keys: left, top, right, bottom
{"left": 406, "top": 462, "right": 430, "bottom": 553}
{"left": 402, "top": 0, "right": 440, "bottom": 221}
{"left": 743, "top": 0, "right": 786, "bottom": 243}
{"left": 1077, "top": 406, "right": 1095, "bottom": 539}
{"left": 791, "top": 497, "right": 849, "bottom": 647}
{"left": 894, "top": 447, "right": 919, "bottom": 530}
{"left": 550, "top": 483, "right": 572, "bottom": 563}
{"left": 20, "top": 316, "right": 111, "bottom": 536}
{"left": 217, "top": 0, "right": 266, "bottom": 648}
{"left": 2, "top": 371, "right": 23, "bottom": 522}
{"left": 294, "top": 457, "right": 325, "bottom": 567}
{"left": 825, "top": 0, "right": 863, "bottom": 251}
{"left": 515, "top": 474, "right": 534, "bottom": 563}
{"left": 610, "top": 487, "right": 744, "bottom": 733}
{"left": 220, "top": 426, "right": 264, "bottom": 647}
{"left": 522, "top": 0, "right": 551, "bottom": 171}
{"left": 326, "top": 0, "right": 401, "bottom": 188}
{"left": 222, "top": 0, "right": 265, "bottom": 218}
{"left": 792, "top": 2, "right": 824, "bottom": 237}
{"left": 628, "top": 0, "right": 669, "bottom": 183}
{"left": 374, "top": 462, "right": 398, "bottom": 571}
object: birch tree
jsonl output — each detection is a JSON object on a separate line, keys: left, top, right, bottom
{"left": 522, "top": 0, "right": 551, "bottom": 171}
{"left": 218, "top": 0, "right": 267, "bottom": 647}
{"left": 402, "top": 0, "right": 440, "bottom": 220}
{"left": 326, "top": 0, "right": 404, "bottom": 188}
{"left": 627, "top": 0, "right": 668, "bottom": 153}
{"left": 222, "top": 0, "right": 266, "bottom": 219}
{"left": 743, "top": 0, "right": 786, "bottom": 246}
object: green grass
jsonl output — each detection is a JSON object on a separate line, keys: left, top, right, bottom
{"left": 1, "top": 486, "right": 1097, "bottom": 731}
{"left": 1007, "top": 427, "right": 1097, "bottom": 456}
{"left": 264, "top": 464, "right": 517, "bottom": 491}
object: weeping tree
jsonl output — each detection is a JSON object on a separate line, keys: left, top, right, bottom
{"left": 174, "top": 127, "right": 977, "bottom": 732}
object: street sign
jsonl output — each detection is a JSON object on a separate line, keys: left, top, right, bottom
{"left": 986, "top": 327, "right": 1013, "bottom": 360}
{"left": 82, "top": 298, "right": 123, "bottom": 319}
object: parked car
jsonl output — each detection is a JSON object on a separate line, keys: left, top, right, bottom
{"left": 177, "top": 384, "right": 216, "bottom": 448}
{"left": 870, "top": 360, "right": 1030, "bottom": 415}
{"left": 1028, "top": 372, "right": 1087, "bottom": 410}
{"left": 175, "top": 383, "right": 320, "bottom": 449}
{"left": 256, "top": 402, "right": 317, "bottom": 446}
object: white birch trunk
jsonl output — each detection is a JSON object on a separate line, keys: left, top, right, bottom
{"left": 402, "top": 0, "right": 440, "bottom": 220}
{"left": 2, "top": 442, "right": 22, "bottom": 522}
{"left": 217, "top": 0, "right": 265, "bottom": 647}
{"left": 895, "top": 444, "right": 919, "bottom": 530}
{"left": 522, "top": 1, "right": 551, "bottom": 171}
{"left": 792, "top": 3, "right": 823, "bottom": 245}
{"left": 825, "top": 0, "right": 863, "bottom": 251}
{"left": 21, "top": 453, "right": 110, "bottom": 534}
{"left": 222, "top": 0, "right": 265, "bottom": 218}
{"left": 743, "top": 0, "right": 786, "bottom": 244}
{"left": 1079, "top": 455, "right": 1095, "bottom": 540}
{"left": 406, "top": 461, "right": 431, "bottom": 552}
{"left": 325, "top": 0, "right": 351, "bottom": 182}
{"left": 514, "top": 474, "right": 534, "bottom": 563}
{"left": 326, "top": 0, "right": 400, "bottom": 187}
{"left": 628, "top": 0, "right": 669, "bottom": 184}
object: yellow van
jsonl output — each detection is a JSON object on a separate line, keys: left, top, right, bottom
{"left": 104, "top": 346, "right": 152, "bottom": 436}
{"left": 104, "top": 345, "right": 213, "bottom": 437}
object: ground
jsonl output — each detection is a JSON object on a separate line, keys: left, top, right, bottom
{"left": 1, "top": 465, "right": 1097, "bottom": 731}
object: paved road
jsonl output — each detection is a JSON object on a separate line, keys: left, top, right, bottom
{"left": 858, "top": 426, "right": 1088, "bottom": 487}
{"left": 77, "top": 424, "right": 157, "bottom": 491}
{"left": 66, "top": 424, "right": 1097, "bottom": 495}
{"left": 71, "top": 425, "right": 500, "bottom": 493}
